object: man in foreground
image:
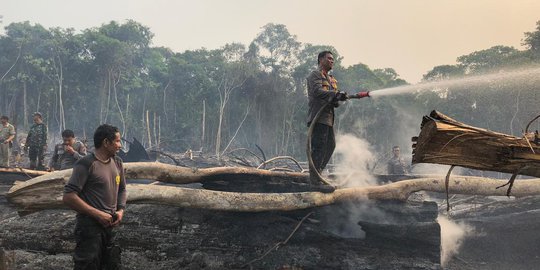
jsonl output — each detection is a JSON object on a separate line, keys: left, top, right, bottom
{"left": 306, "top": 51, "right": 349, "bottom": 193}
{"left": 63, "top": 124, "right": 126, "bottom": 269}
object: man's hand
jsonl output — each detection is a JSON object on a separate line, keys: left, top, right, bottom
{"left": 335, "top": 91, "right": 349, "bottom": 101}
{"left": 94, "top": 210, "right": 113, "bottom": 227}
{"left": 65, "top": 145, "right": 75, "bottom": 154}
{"left": 111, "top": 209, "right": 124, "bottom": 227}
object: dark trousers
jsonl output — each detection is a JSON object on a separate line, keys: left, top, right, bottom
{"left": 28, "top": 146, "right": 45, "bottom": 170}
{"left": 309, "top": 123, "right": 335, "bottom": 182}
{"left": 73, "top": 215, "right": 121, "bottom": 270}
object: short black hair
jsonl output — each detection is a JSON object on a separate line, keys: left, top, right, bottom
{"left": 318, "top": 51, "right": 333, "bottom": 64}
{"left": 33, "top": 112, "right": 42, "bottom": 118}
{"left": 392, "top": 146, "right": 400, "bottom": 150}
{"left": 0, "top": 115, "right": 8, "bottom": 121}
{"left": 93, "top": 124, "right": 119, "bottom": 149}
{"left": 61, "top": 129, "right": 75, "bottom": 138}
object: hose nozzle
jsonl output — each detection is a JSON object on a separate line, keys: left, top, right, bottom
{"left": 350, "top": 91, "right": 370, "bottom": 99}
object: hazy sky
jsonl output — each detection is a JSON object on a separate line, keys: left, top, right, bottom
{"left": 2, "top": 0, "right": 540, "bottom": 83}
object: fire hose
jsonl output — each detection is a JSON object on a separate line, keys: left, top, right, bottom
{"left": 306, "top": 91, "right": 370, "bottom": 187}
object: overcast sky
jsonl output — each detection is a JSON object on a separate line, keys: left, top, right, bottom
{"left": 2, "top": 0, "right": 540, "bottom": 83}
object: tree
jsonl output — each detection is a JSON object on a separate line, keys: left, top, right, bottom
{"left": 523, "top": 20, "right": 540, "bottom": 59}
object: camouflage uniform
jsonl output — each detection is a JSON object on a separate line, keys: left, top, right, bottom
{"left": 26, "top": 122, "right": 47, "bottom": 170}
{"left": 0, "top": 123, "right": 16, "bottom": 167}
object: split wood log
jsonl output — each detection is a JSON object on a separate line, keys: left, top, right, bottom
{"left": 7, "top": 170, "right": 540, "bottom": 212}
{"left": 413, "top": 110, "right": 540, "bottom": 177}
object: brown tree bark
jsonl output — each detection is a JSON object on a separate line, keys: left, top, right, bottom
{"left": 413, "top": 110, "right": 540, "bottom": 177}
{"left": 7, "top": 163, "right": 540, "bottom": 212}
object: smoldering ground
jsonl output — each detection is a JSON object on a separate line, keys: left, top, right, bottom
{"left": 319, "top": 132, "right": 475, "bottom": 266}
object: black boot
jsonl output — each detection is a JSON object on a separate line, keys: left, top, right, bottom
{"left": 309, "top": 170, "right": 336, "bottom": 193}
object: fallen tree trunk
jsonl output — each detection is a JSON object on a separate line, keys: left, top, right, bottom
{"left": 8, "top": 172, "right": 540, "bottom": 212}
{"left": 0, "top": 167, "right": 48, "bottom": 181}
{"left": 413, "top": 110, "right": 540, "bottom": 177}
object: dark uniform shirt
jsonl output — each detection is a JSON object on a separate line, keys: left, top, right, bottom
{"left": 64, "top": 153, "right": 127, "bottom": 215}
{"left": 388, "top": 156, "right": 408, "bottom": 175}
{"left": 307, "top": 70, "right": 339, "bottom": 127}
{"left": 49, "top": 141, "right": 87, "bottom": 170}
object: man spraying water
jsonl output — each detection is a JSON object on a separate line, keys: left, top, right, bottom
{"left": 306, "top": 51, "right": 369, "bottom": 193}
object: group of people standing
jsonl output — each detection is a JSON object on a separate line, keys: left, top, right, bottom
{"left": 0, "top": 112, "right": 86, "bottom": 171}
{"left": 0, "top": 112, "right": 124, "bottom": 269}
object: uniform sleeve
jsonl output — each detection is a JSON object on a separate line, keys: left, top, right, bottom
{"left": 307, "top": 71, "right": 337, "bottom": 101}
{"left": 9, "top": 125, "right": 15, "bottom": 136}
{"left": 25, "top": 128, "right": 31, "bottom": 144}
{"left": 42, "top": 125, "right": 48, "bottom": 146}
{"left": 117, "top": 160, "right": 127, "bottom": 210}
{"left": 73, "top": 143, "right": 87, "bottom": 160}
{"left": 64, "top": 163, "right": 89, "bottom": 194}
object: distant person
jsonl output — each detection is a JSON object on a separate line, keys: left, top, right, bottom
{"left": 25, "top": 112, "right": 48, "bottom": 170}
{"left": 63, "top": 124, "right": 126, "bottom": 269}
{"left": 387, "top": 146, "right": 408, "bottom": 175}
{"left": 0, "top": 115, "right": 16, "bottom": 167}
{"left": 49, "top": 129, "right": 87, "bottom": 171}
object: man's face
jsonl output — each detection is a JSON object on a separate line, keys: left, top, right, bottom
{"left": 33, "top": 115, "right": 41, "bottom": 124}
{"left": 103, "top": 132, "right": 122, "bottom": 157}
{"left": 63, "top": 136, "right": 75, "bottom": 146}
{"left": 320, "top": 53, "right": 334, "bottom": 71}
{"left": 393, "top": 147, "right": 400, "bottom": 157}
{"left": 0, "top": 118, "right": 7, "bottom": 125}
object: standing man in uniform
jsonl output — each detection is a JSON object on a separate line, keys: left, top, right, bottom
{"left": 49, "top": 129, "right": 87, "bottom": 171}
{"left": 25, "top": 112, "right": 48, "bottom": 170}
{"left": 0, "top": 116, "right": 16, "bottom": 167}
{"left": 387, "top": 145, "right": 408, "bottom": 175}
{"left": 306, "top": 51, "right": 349, "bottom": 193}
{"left": 63, "top": 124, "right": 126, "bottom": 269}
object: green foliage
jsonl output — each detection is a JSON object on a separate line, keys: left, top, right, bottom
{"left": 1, "top": 19, "right": 540, "bottom": 159}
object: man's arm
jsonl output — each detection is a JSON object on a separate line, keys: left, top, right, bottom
{"left": 73, "top": 143, "right": 87, "bottom": 160}
{"left": 48, "top": 145, "right": 59, "bottom": 170}
{"left": 4, "top": 125, "right": 15, "bottom": 143}
{"left": 63, "top": 163, "right": 113, "bottom": 227}
{"left": 307, "top": 72, "right": 337, "bottom": 101}
{"left": 63, "top": 192, "right": 113, "bottom": 227}
{"left": 112, "top": 160, "right": 127, "bottom": 226}
{"left": 41, "top": 124, "right": 48, "bottom": 149}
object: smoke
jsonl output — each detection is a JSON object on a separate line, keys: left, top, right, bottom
{"left": 321, "top": 133, "right": 388, "bottom": 238}
{"left": 438, "top": 215, "right": 474, "bottom": 267}
{"left": 333, "top": 133, "right": 377, "bottom": 187}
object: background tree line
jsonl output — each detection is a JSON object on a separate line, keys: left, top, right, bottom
{"left": 0, "top": 20, "right": 539, "bottom": 160}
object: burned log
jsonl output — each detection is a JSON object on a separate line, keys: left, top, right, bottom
{"left": 0, "top": 167, "right": 48, "bottom": 182}
{"left": 7, "top": 161, "right": 540, "bottom": 212}
{"left": 412, "top": 110, "right": 540, "bottom": 177}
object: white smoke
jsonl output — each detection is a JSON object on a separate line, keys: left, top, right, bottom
{"left": 333, "top": 133, "right": 377, "bottom": 187}
{"left": 438, "top": 215, "right": 474, "bottom": 267}
{"left": 321, "top": 133, "right": 386, "bottom": 238}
